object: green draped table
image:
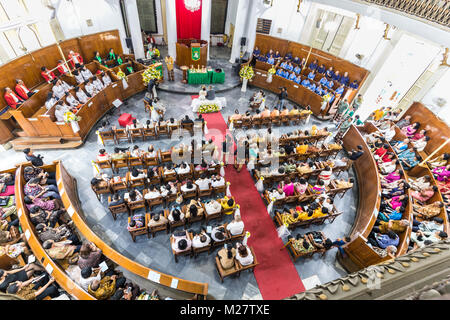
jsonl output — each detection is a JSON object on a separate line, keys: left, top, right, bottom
{"left": 187, "top": 70, "right": 210, "bottom": 84}
{"left": 187, "top": 69, "right": 226, "bottom": 84}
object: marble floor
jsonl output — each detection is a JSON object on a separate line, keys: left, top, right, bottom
{"left": 0, "top": 55, "right": 357, "bottom": 300}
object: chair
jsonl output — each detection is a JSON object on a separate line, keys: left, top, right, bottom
{"left": 128, "top": 155, "right": 143, "bottom": 169}
{"left": 127, "top": 213, "right": 150, "bottom": 242}
{"left": 183, "top": 203, "right": 204, "bottom": 226}
{"left": 170, "top": 232, "right": 192, "bottom": 263}
{"left": 168, "top": 123, "right": 181, "bottom": 137}
{"left": 157, "top": 122, "right": 170, "bottom": 138}
{"left": 241, "top": 117, "right": 252, "bottom": 128}
{"left": 95, "top": 159, "right": 112, "bottom": 171}
{"left": 99, "top": 130, "right": 116, "bottom": 146}
{"left": 161, "top": 168, "right": 177, "bottom": 183}
{"left": 147, "top": 171, "right": 162, "bottom": 185}
{"left": 280, "top": 115, "right": 290, "bottom": 126}
{"left": 91, "top": 180, "right": 111, "bottom": 201}
{"left": 114, "top": 128, "right": 130, "bottom": 144}
{"left": 261, "top": 117, "right": 271, "bottom": 127}
{"left": 159, "top": 150, "right": 172, "bottom": 164}
{"left": 110, "top": 177, "right": 128, "bottom": 194}
{"left": 129, "top": 128, "right": 144, "bottom": 143}
{"left": 112, "top": 156, "right": 129, "bottom": 174}
{"left": 212, "top": 184, "right": 226, "bottom": 196}
{"left": 142, "top": 126, "right": 157, "bottom": 140}
{"left": 126, "top": 171, "right": 147, "bottom": 189}
{"left": 143, "top": 154, "right": 159, "bottom": 167}
{"left": 177, "top": 166, "right": 193, "bottom": 181}
{"left": 190, "top": 232, "right": 211, "bottom": 258}
{"left": 181, "top": 122, "right": 194, "bottom": 136}
{"left": 149, "top": 211, "right": 169, "bottom": 237}
{"left": 236, "top": 247, "right": 258, "bottom": 273}
{"left": 126, "top": 198, "right": 146, "bottom": 215}
{"left": 288, "top": 113, "right": 300, "bottom": 125}
{"left": 166, "top": 208, "right": 186, "bottom": 232}
{"left": 215, "top": 256, "right": 240, "bottom": 282}
{"left": 197, "top": 184, "right": 212, "bottom": 198}
{"left": 204, "top": 202, "right": 223, "bottom": 224}
{"left": 271, "top": 116, "right": 281, "bottom": 126}
{"left": 181, "top": 187, "right": 197, "bottom": 200}
{"left": 143, "top": 190, "right": 164, "bottom": 210}
{"left": 107, "top": 196, "right": 130, "bottom": 220}
{"left": 226, "top": 225, "right": 246, "bottom": 242}
{"left": 251, "top": 117, "right": 262, "bottom": 128}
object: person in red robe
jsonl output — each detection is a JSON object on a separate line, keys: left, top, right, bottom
{"left": 15, "top": 79, "right": 35, "bottom": 100}
{"left": 68, "top": 50, "right": 84, "bottom": 68}
{"left": 4, "top": 87, "right": 24, "bottom": 109}
{"left": 56, "top": 60, "right": 70, "bottom": 75}
{"left": 41, "top": 66, "right": 56, "bottom": 83}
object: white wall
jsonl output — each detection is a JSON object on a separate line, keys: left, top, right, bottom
{"left": 52, "top": 0, "right": 129, "bottom": 53}
{"left": 258, "top": 0, "right": 311, "bottom": 42}
{"left": 420, "top": 68, "right": 450, "bottom": 125}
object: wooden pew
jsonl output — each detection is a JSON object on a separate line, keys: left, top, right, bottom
{"left": 55, "top": 161, "right": 209, "bottom": 298}
{"left": 15, "top": 164, "right": 95, "bottom": 300}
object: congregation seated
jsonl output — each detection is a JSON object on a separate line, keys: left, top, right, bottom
{"left": 235, "top": 242, "right": 254, "bottom": 266}
{"left": 171, "top": 230, "right": 192, "bottom": 254}
{"left": 217, "top": 245, "right": 236, "bottom": 270}
{"left": 192, "top": 229, "right": 211, "bottom": 249}
{"left": 226, "top": 215, "right": 244, "bottom": 236}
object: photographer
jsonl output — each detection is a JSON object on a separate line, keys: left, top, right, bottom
{"left": 23, "top": 148, "right": 44, "bottom": 167}
{"left": 276, "top": 87, "right": 288, "bottom": 109}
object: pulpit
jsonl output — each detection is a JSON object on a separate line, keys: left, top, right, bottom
{"left": 176, "top": 39, "right": 207, "bottom": 68}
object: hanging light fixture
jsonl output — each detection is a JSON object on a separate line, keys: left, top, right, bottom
{"left": 184, "top": 0, "right": 201, "bottom": 12}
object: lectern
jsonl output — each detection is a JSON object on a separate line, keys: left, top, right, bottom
{"left": 175, "top": 39, "right": 208, "bottom": 68}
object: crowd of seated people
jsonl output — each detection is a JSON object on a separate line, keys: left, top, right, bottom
{"left": 253, "top": 47, "right": 358, "bottom": 92}
{"left": 286, "top": 231, "right": 337, "bottom": 258}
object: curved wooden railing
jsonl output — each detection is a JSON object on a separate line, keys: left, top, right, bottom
{"left": 339, "top": 125, "right": 390, "bottom": 271}
{"left": 365, "top": 122, "right": 412, "bottom": 256}
{"left": 14, "top": 163, "right": 95, "bottom": 300}
{"left": 54, "top": 161, "right": 209, "bottom": 298}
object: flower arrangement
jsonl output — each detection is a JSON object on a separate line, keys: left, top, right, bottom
{"left": 198, "top": 104, "right": 220, "bottom": 114}
{"left": 268, "top": 67, "right": 276, "bottom": 75}
{"left": 116, "top": 68, "right": 127, "bottom": 81}
{"left": 239, "top": 65, "right": 254, "bottom": 80}
{"left": 63, "top": 111, "right": 81, "bottom": 124}
{"left": 142, "top": 66, "right": 161, "bottom": 85}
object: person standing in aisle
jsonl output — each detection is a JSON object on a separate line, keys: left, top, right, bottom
{"left": 165, "top": 55, "right": 175, "bottom": 81}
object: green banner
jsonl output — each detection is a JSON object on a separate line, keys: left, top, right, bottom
{"left": 192, "top": 47, "right": 201, "bottom": 61}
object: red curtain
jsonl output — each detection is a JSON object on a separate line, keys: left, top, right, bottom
{"left": 175, "top": 0, "right": 202, "bottom": 40}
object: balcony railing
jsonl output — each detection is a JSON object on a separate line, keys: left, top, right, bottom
{"left": 361, "top": 0, "right": 450, "bottom": 28}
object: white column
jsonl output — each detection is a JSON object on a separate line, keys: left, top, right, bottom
{"left": 229, "top": 0, "right": 248, "bottom": 63}
{"left": 165, "top": 0, "right": 177, "bottom": 59}
{"left": 201, "top": 0, "right": 211, "bottom": 61}
{"left": 124, "top": 0, "right": 145, "bottom": 59}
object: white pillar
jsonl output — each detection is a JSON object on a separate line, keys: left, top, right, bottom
{"left": 229, "top": 0, "right": 248, "bottom": 63}
{"left": 165, "top": 0, "right": 177, "bottom": 59}
{"left": 124, "top": 0, "right": 145, "bottom": 59}
{"left": 201, "top": 0, "right": 211, "bottom": 61}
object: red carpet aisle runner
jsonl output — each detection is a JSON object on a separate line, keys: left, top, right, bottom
{"left": 201, "top": 112, "right": 305, "bottom": 300}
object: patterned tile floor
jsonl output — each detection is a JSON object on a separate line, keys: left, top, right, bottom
{"left": 0, "top": 51, "right": 357, "bottom": 300}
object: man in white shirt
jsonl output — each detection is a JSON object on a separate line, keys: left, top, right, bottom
{"left": 175, "top": 163, "right": 190, "bottom": 175}
{"left": 204, "top": 200, "right": 222, "bottom": 216}
{"left": 79, "top": 266, "right": 102, "bottom": 291}
{"left": 195, "top": 175, "right": 211, "bottom": 191}
{"left": 92, "top": 77, "right": 105, "bottom": 92}
{"left": 73, "top": 70, "right": 84, "bottom": 84}
{"left": 75, "top": 87, "right": 89, "bottom": 104}
{"left": 85, "top": 79, "right": 97, "bottom": 97}
{"left": 171, "top": 230, "right": 191, "bottom": 253}
{"left": 379, "top": 159, "right": 398, "bottom": 175}
{"left": 144, "top": 185, "right": 161, "bottom": 199}
{"left": 54, "top": 102, "right": 70, "bottom": 122}
{"left": 192, "top": 230, "right": 211, "bottom": 249}
{"left": 81, "top": 66, "right": 94, "bottom": 80}
{"left": 181, "top": 181, "right": 197, "bottom": 193}
{"left": 211, "top": 175, "right": 225, "bottom": 188}
{"left": 235, "top": 243, "right": 254, "bottom": 266}
{"left": 226, "top": 215, "right": 244, "bottom": 236}
{"left": 52, "top": 80, "right": 66, "bottom": 99}
{"left": 210, "top": 225, "right": 227, "bottom": 243}
{"left": 45, "top": 92, "right": 58, "bottom": 110}
{"left": 102, "top": 72, "right": 112, "bottom": 86}
{"left": 65, "top": 92, "right": 80, "bottom": 108}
